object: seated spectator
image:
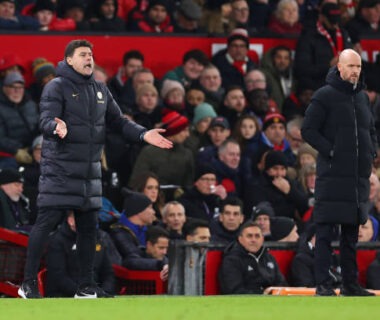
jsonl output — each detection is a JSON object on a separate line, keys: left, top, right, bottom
{"left": 183, "top": 218, "right": 211, "bottom": 243}
{"left": 121, "top": 225, "right": 170, "bottom": 281}
{"left": 29, "top": 57, "right": 56, "bottom": 103}
{"left": 0, "top": 168, "right": 32, "bottom": 233}
{"left": 269, "top": 216, "right": 299, "bottom": 242}
{"left": 248, "top": 0, "right": 272, "bottom": 32}
{"left": 178, "top": 164, "right": 227, "bottom": 221}
{"left": 162, "top": 49, "right": 209, "bottom": 90}
{"left": 184, "top": 86, "right": 206, "bottom": 119}
{"left": 210, "top": 196, "right": 245, "bottom": 245}
{"left": 197, "top": 116, "right": 231, "bottom": 165}
{"left": 89, "top": 0, "right": 126, "bottom": 32}
{"left": 212, "top": 28, "right": 257, "bottom": 89}
{"left": 161, "top": 201, "right": 187, "bottom": 239}
{"left": 358, "top": 215, "right": 379, "bottom": 242}
{"left": 267, "top": 0, "right": 302, "bottom": 35}
{"left": 252, "top": 201, "right": 275, "bottom": 239}
{"left": 160, "top": 79, "right": 186, "bottom": 114}
{"left": 0, "top": 72, "right": 39, "bottom": 169}
{"left": 46, "top": 211, "right": 115, "bottom": 297}
{"left": 227, "top": 0, "right": 258, "bottom": 35}
{"left": 198, "top": 64, "right": 224, "bottom": 111}
{"left": 110, "top": 189, "right": 155, "bottom": 260}
{"left": 129, "top": 171, "right": 164, "bottom": 220}
{"left": 233, "top": 114, "right": 260, "bottom": 159}
{"left": 0, "top": 53, "right": 25, "bottom": 84}
{"left": 286, "top": 117, "right": 304, "bottom": 159}
{"left": 297, "top": 164, "right": 317, "bottom": 214}
{"left": 0, "top": 0, "right": 40, "bottom": 31}
{"left": 244, "top": 69, "right": 267, "bottom": 93}
{"left": 219, "top": 221, "right": 287, "bottom": 294}
{"left": 93, "top": 64, "right": 109, "bottom": 83}
{"left": 245, "top": 88, "right": 279, "bottom": 125}
{"left": 173, "top": 0, "right": 204, "bottom": 34}
{"left": 244, "top": 150, "right": 309, "bottom": 222}
{"left": 130, "top": 111, "right": 194, "bottom": 189}
{"left": 184, "top": 102, "right": 217, "bottom": 158}
{"left": 131, "top": 0, "right": 174, "bottom": 33}
{"left": 291, "top": 224, "right": 342, "bottom": 287}
{"left": 108, "top": 50, "right": 144, "bottom": 107}
{"left": 219, "top": 85, "right": 247, "bottom": 129}
{"left": 58, "top": 0, "right": 90, "bottom": 31}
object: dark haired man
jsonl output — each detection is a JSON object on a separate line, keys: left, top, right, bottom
{"left": 19, "top": 39, "right": 172, "bottom": 299}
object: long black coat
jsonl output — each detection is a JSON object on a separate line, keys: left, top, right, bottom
{"left": 301, "top": 67, "right": 377, "bottom": 225}
{"left": 38, "top": 61, "right": 145, "bottom": 210}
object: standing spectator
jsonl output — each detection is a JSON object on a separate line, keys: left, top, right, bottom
{"left": 294, "top": 2, "right": 352, "bottom": 89}
{"left": 18, "top": 39, "right": 172, "bottom": 299}
{"left": 0, "top": 72, "right": 39, "bottom": 169}
{"left": 162, "top": 49, "right": 209, "bottom": 90}
{"left": 212, "top": 28, "right": 257, "bottom": 89}
{"left": 219, "top": 221, "right": 287, "bottom": 294}
{"left": 108, "top": 50, "right": 144, "bottom": 106}
{"left": 301, "top": 49, "right": 376, "bottom": 296}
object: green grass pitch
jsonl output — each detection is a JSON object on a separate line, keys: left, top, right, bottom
{"left": 0, "top": 295, "right": 378, "bottom": 320}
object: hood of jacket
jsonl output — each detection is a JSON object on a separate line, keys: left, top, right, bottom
{"left": 56, "top": 60, "right": 95, "bottom": 85}
{"left": 325, "top": 66, "right": 365, "bottom": 94}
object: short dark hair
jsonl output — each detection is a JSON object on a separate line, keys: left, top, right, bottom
{"left": 65, "top": 39, "right": 93, "bottom": 58}
{"left": 183, "top": 218, "right": 209, "bottom": 237}
{"left": 183, "top": 49, "right": 209, "bottom": 66}
{"left": 220, "top": 196, "right": 243, "bottom": 214}
{"left": 146, "top": 226, "right": 170, "bottom": 245}
{"left": 123, "top": 50, "right": 144, "bottom": 66}
{"left": 271, "top": 45, "right": 291, "bottom": 60}
{"left": 239, "top": 220, "right": 261, "bottom": 236}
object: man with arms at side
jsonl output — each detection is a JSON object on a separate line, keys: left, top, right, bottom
{"left": 302, "top": 49, "right": 377, "bottom": 296}
{"left": 19, "top": 39, "right": 172, "bottom": 299}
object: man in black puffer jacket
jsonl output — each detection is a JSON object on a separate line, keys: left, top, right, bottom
{"left": 302, "top": 49, "right": 377, "bottom": 297}
{"left": 219, "top": 221, "right": 286, "bottom": 294}
{"left": 19, "top": 39, "right": 173, "bottom": 299}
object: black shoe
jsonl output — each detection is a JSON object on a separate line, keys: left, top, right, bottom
{"left": 74, "top": 285, "right": 114, "bottom": 299}
{"left": 315, "top": 285, "right": 337, "bottom": 296}
{"left": 340, "top": 283, "right": 375, "bottom": 296}
{"left": 18, "top": 280, "right": 41, "bottom": 299}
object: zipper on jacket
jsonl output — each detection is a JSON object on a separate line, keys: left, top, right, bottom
{"left": 352, "top": 96, "right": 360, "bottom": 208}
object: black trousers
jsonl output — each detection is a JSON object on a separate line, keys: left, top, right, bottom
{"left": 315, "top": 223, "right": 359, "bottom": 286}
{"left": 24, "top": 207, "right": 98, "bottom": 286}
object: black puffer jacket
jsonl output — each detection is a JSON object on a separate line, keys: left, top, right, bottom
{"left": 302, "top": 67, "right": 377, "bottom": 225}
{"left": 38, "top": 61, "right": 145, "bottom": 210}
{"left": 219, "top": 241, "right": 286, "bottom": 294}
{"left": 0, "top": 91, "right": 39, "bottom": 154}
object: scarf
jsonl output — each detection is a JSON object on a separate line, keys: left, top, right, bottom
{"left": 316, "top": 20, "right": 344, "bottom": 57}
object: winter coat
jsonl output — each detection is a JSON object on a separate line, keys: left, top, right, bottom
{"left": 210, "top": 218, "right": 240, "bottom": 246}
{"left": 37, "top": 60, "right": 145, "bottom": 210}
{"left": 219, "top": 241, "right": 286, "bottom": 294}
{"left": 301, "top": 67, "right": 377, "bottom": 225}
{"left": 0, "top": 190, "right": 31, "bottom": 232}
{"left": 0, "top": 91, "right": 39, "bottom": 155}
{"left": 46, "top": 222, "right": 115, "bottom": 297}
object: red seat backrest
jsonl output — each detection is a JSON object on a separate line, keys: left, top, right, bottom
{"left": 357, "top": 250, "right": 377, "bottom": 286}
{"left": 268, "top": 249, "right": 296, "bottom": 281}
{"left": 204, "top": 250, "right": 223, "bottom": 295}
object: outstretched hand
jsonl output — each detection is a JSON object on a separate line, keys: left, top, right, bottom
{"left": 143, "top": 129, "right": 173, "bottom": 149}
{"left": 54, "top": 117, "right": 67, "bottom": 139}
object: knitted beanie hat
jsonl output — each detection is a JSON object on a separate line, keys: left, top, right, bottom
{"left": 161, "top": 111, "right": 189, "bottom": 137}
{"left": 122, "top": 188, "right": 152, "bottom": 217}
{"left": 192, "top": 102, "right": 217, "bottom": 125}
{"left": 32, "top": 58, "right": 56, "bottom": 84}
{"left": 160, "top": 79, "right": 185, "bottom": 99}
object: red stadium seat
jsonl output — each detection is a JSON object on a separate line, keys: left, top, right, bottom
{"left": 204, "top": 250, "right": 223, "bottom": 295}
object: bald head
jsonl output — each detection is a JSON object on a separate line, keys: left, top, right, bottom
{"left": 337, "top": 49, "right": 362, "bottom": 85}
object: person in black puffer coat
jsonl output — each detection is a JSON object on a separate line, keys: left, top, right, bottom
{"left": 301, "top": 49, "right": 377, "bottom": 297}
{"left": 19, "top": 39, "right": 172, "bottom": 299}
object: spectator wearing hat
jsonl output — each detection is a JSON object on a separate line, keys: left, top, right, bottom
{"left": 22, "top": 0, "right": 76, "bottom": 31}
{"left": 269, "top": 216, "right": 299, "bottom": 242}
{"left": 131, "top": 0, "right": 174, "bottom": 33}
{"left": 219, "top": 85, "right": 247, "bottom": 129}
{"left": 163, "top": 49, "right": 209, "bottom": 90}
{"left": 210, "top": 196, "right": 245, "bottom": 245}
{"left": 0, "top": 167, "right": 32, "bottom": 232}
{"left": 89, "top": 0, "right": 126, "bottom": 32}
{"left": 252, "top": 201, "right": 275, "bottom": 238}
{"left": 212, "top": 28, "right": 257, "bottom": 90}
{"left": 0, "top": 72, "right": 39, "bottom": 169}
{"left": 108, "top": 50, "right": 145, "bottom": 107}
{"left": 244, "top": 150, "right": 309, "bottom": 224}
{"left": 345, "top": 0, "right": 380, "bottom": 45}
{"left": 184, "top": 102, "right": 217, "bottom": 159}
{"left": 219, "top": 221, "right": 287, "bottom": 294}
{"left": 0, "top": 0, "right": 40, "bottom": 31}
{"left": 197, "top": 116, "right": 231, "bottom": 166}
{"left": 173, "top": 0, "right": 205, "bottom": 33}
{"left": 130, "top": 111, "right": 194, "bottom": 189}
{"left": 29, "top": 57, "right": 56, "bottom": 103}
{"left": 0, "top": 53, "right": 25, "bottom": 83}
{"left": 198, "top": 64, "right": 224, "bottom": 111}
{"left": 294, "top": 2, "right": 352, "bottom": 89}
{"left": 178, "top": 164, "right": 227, "bottom": 221}
{"left": 160, "top": 79, "right": 186, "bottom": 115}
{"left": 133, "top": 83, "right": 161, "bottom": 129}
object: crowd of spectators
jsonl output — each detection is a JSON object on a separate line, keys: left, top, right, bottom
{"left": 1, "top": 0, "right": 380, "bottom": 296}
